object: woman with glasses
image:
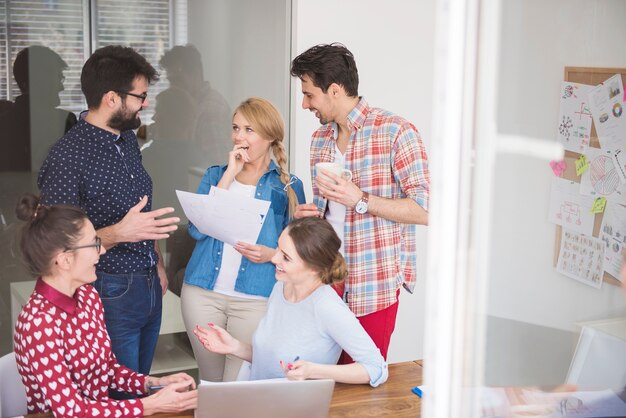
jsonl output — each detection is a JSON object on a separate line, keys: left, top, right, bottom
{"left": 12, "top": 193, "right": 197, "bottom": 417}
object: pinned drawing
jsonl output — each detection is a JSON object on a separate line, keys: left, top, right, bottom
{"left": 548, "top": 177, "right": 596, "bottom": 236}
{"left": 557, "top": 81, "right": 593, "bottom": 153}
{"left": 588, "top": 74, "right": 626, "bottom": 150}
{"left": 557, "top": 229, "right": 605, "bottom": 289}
{"left": 556, "top": 202, "right": 582, "bottom": 225}
{"left": 599, "top": 202, "right": 626, "bottom": 280}
{"left": 580, "top": 147, "right": 626, "bottom": 206}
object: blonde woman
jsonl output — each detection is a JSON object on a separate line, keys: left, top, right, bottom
{"left": 181, "top": 97, "right": 306, "bottom": 381}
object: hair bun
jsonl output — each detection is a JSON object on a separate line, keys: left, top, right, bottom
{"left": 15, "top": 193, "right": 41, "bottom": 222}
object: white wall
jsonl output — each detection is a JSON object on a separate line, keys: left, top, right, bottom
{"left": 291, "top": 0, "right": 436, "bottom": 363}
{"left": 489, "top": 0, "right": 626, "bottom": 331}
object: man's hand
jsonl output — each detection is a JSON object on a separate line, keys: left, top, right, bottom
{"left": 316, "top": 170, "right": 362, "bottom": 208}
{"left": 113, "top": 195, "right": 179, "bottom": 244}
{"left": 294, "top": 203, "right": 321, "bottom": 219}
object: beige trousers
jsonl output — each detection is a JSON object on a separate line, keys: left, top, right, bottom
{"left": 181, "top": 283, "right": 267, "bottom": 381}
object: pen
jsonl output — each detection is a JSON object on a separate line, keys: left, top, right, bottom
{"left": 148, "top": 384, "right": 166, "bottom": 394}
{"left": 287, "top": 356, "right": 300, "bottom": 370}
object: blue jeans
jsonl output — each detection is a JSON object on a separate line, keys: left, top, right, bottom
{"left": 95, "top": 267, "right": 162, "bottom": 399}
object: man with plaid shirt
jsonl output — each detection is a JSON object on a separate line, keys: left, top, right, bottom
{"left": 291, "top": 43, "right": 430, "bottom": 361}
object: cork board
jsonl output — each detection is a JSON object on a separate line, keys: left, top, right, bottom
{"left": 553, "top": 67, "right": 626, "bottom": 287}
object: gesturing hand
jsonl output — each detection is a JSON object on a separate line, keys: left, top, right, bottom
{"left": 115, "top": 195, "right": 179, "bottom": 243}
{"left": 194, "top": 323, "right": 238, "bottom": 355}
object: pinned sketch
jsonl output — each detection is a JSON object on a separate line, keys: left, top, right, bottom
{"left": 579, "top": 147, "right": 626, "bottom": 206}
{"left": 557, "top": 229, "right": 605, "bottom": 289}
{"left": 611, "top": 148, "right": 626, "bottom": 184}
{"left": 557, "top": 82, "right": 593, "bottom": 153}
{"left": 599, "top": 202, "right": 626, "bottom": 280}
{"left": 588, "top": 74, "right": 626, "bottom": 150}
{"left": 548, "top": 177, "right": 596, "bottom": 235}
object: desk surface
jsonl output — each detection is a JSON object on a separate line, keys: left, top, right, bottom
{"left": 25, "top": 361, "right": 422, "bottom": 418}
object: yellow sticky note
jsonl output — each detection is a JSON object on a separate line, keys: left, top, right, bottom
{"left": 576, "top": 154, "right": 589, "bottom": 176}
{"left": 591, "top": 197, "right": 607, "bottom": 214}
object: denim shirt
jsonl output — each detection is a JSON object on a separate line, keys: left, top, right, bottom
{"left": 184, "top": 161, "right": 306, "bottom": 297}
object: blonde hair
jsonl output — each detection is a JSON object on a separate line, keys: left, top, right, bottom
{"left": 234, "top": 97, "right": 297, "bottom": 217}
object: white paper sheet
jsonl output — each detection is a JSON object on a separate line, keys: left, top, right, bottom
{"left": 557, "top": 228, "right": 605, "bottom": 289}
{"left": 557, "top": 81, "right": 593, "bottom": 153}
{"left": 599, "top": 202, "right": 626, "bottom": 280}
{"left": 579, "top": 147, "right": 626, "bottom": 206}
{"left": 176, "top": 188, "right": 271, "bottom": 246}
{"left": 548, "top": 177, "right": 596, "bottom": 236}
{"left": 588, "top": 74, "right": 626, "bottom": 150}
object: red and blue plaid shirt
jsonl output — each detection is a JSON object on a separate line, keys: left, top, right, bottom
{"left": 310, "top": 98, "right": 430, "bottom": 317}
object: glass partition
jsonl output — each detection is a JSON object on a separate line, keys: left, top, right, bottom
{"left": 426, "top": 1, "right": 626, "bottom": 417}
{"left": 0, "top": 0, "right": 291, "bottom": 358}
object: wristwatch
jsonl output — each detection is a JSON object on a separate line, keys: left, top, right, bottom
{"left": 355, "top": 191, "right": 369, "bottom": 214}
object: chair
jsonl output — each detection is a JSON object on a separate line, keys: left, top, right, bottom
{"left": 0, "top": 352, "right": 28, "bottom": 418}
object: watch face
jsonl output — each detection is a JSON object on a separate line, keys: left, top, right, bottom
{"left": 355, "top": 200, "right": 368, "bottom": 214}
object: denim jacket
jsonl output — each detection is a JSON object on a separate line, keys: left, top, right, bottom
{"left": 184, "top": 161, "right": 306, "bottom": 297}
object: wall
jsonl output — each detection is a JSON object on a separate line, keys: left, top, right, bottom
{"left": 291, "top": 0, "right": 436, "bottom": 363}
{"left": 485, "top": 0, "right": 626, "bottom": 384}
{"left": 188, "top": 0, "right": 291, "bottom": 121}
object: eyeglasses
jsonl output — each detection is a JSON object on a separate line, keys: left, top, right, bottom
{"left": 64, "top": 236, "right": 102, "bottom": 253}
{"left": 115, "top": 90, "right": 148, "bottom": 104}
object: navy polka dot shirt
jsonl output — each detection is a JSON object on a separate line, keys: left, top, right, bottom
{"left": 38, "top": 118, "right": 157, "bottom": 274}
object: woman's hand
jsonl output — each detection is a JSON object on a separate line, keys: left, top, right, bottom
{"left": 141, "top": 380, "right": 198, "bottom": 416}
{"left": 151, "top": 372, "right": 197, "bottom": 391}
{"left": 218, "top": 144, "right": 250, "bottom": 190}
{"left": 281, "top": 359, "right": 316, "bottom": 381}
{"left": 234, "top": 242, "right": 275, "bottom": 263}
{"left": 227, "top": 144, "right": 250, "bottom": 173}
{"left": 194, "top": 323, "right": 239, "bottom": 355}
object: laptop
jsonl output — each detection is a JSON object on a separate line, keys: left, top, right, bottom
{"left": 195, "top": 378, "right": 335, "bottom": 418}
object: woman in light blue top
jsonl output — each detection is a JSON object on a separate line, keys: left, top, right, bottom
{"left": 181, "top": 97, "right": 306, "bottom": 382}
{"left": 194, "top": 217, "right": 388, "bottom": 387}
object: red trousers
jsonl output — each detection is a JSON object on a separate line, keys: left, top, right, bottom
{"left": 336, "top": 287, "right": 400, "bottom": 364}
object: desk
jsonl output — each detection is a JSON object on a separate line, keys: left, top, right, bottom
{"left": 329, "top": 360, "right": 422, "bottom": 417}
{"left": 10, "top": 280, "right": 196, "bottom": 374}
{"left": 25, "top": 361, "right": 423, "bottom": 418}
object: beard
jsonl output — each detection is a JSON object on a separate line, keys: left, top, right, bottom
{"left": 108, "top": 105, "right": 141, "bottom": 132}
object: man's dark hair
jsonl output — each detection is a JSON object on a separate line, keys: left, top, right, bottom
{"left": 290, "top": 43, "right": 359, "bottom": 97}
{"left": 81, "top": 45, "right": 159, "bottom": 109}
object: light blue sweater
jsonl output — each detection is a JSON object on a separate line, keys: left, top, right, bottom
{"left": 249, "top": 282, "right": 388, "bottom": 387}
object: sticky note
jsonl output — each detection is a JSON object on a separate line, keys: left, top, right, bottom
{"left": 549, "top": 160, "right": 567, "bottom": 176}
{"left": 575, "top": 154, "right": 589, "bottom": 176}
{"left": 591, "top": 197, "right": 607, "bottom": 214}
